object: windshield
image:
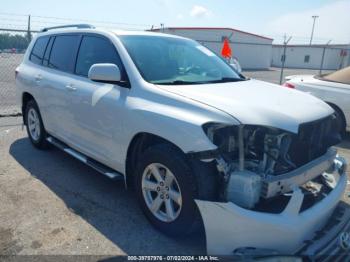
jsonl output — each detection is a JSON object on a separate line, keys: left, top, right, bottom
{"left": 119, "top": 35, "right": 244, "bottom": 85}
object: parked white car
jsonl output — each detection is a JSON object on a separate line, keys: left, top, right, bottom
{"left": 283, "top": 67, "right": 350, "bottom": 136}
{"left": 16, "top": 25, "right": 348, "bottom": 257}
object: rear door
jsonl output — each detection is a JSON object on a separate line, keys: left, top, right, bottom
{"left": 66, "top": 34, "right": 130, "bottom": 168}
{"left": 43, "top": 34, "right": 81, "bottom": 141}
{"left": 23, "top": 36, "right": 50, "bottom": 125}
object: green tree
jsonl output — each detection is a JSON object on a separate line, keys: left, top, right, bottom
{"left": 0, "top": 33, "right": 30, "bottom": 51}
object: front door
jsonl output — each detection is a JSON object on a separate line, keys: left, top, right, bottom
{"left": 66, "top": 35, "right": 130, "bottom": 170}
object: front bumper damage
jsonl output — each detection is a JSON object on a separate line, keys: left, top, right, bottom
{"left": 195, "top": 154, "right": 348, "bottom": 257}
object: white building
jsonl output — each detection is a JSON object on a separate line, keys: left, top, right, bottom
{"left": 151, "top": 27, "right": 273, "bottom": 70}
{"left": 272, "top": 44, "right": 350, "bottom": 70}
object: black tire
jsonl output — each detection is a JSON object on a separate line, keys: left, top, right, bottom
{"left": 25, "top": 100, "right": 49, "bottom": 149}
{"left": 134, "top": 144, "right": 201, "bottom": 237}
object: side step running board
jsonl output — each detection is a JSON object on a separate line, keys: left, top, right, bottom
{"left": 46, "top": 136, "right": 124, "bottom": 181}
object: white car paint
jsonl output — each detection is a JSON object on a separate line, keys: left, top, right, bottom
{"left": 17, "top": 29, "right": 235, "bottom": 172}
{"left": 285, "top": 74, "right": 350, "bottom": 131}
{"left": 16, "top": 28, "right": 347, "bottom": 256}
{"left": 18, "top": 29, "right": 335, "bottom": 172}
{"left": 158, "top": 79, "right": 333, "bottom": 134}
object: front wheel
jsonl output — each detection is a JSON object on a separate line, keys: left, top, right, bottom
{"left": 134, "top": 144, "right": 200, "bottom": 237}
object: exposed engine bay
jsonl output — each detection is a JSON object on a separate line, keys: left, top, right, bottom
{"left": 201, "top": 114, "right": 342, "bottom": 209}
{"left": 195, "top": 114, "right": 348, "bottom": 256}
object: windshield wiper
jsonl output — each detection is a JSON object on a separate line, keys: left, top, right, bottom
{"left": 155, "top": 77, "right": 246, "bottom": 85}
{"left": 206, "top": 77, "right": 246, "bottom": 83}
{"left": 155, "top": 80, "right": 201, "bottom": 85}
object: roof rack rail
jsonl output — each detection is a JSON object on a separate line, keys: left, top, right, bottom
{"left": 41, "top": 24, "right": 95, "bottom": 32}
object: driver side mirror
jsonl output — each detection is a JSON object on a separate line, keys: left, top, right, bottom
{"left": 88, "top": 63, "right": 122, "bottom": 84}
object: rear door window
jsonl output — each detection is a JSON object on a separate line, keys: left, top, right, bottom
{"left": 48, "top": 35, "right": 80, "bottom": 73}
{"left": 75, "top": 35, "right": 125, "bottom": 79}
{"left": 29, "top": 36, "right": 50, "bottom": 65}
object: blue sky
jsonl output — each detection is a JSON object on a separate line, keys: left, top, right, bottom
{"left": 1, "top": 0, "right": 349, "bottom": 44}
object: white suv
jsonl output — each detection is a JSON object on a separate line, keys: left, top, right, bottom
{"left": 16, "top": 25, "right": 348, "bottom": 257}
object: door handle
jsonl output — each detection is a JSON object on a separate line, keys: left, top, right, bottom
{"left": 35, "top": 74, "right": 42, "bottom": 82}
{"left": 65, "top": 84, "right": 77, "bottom": 91}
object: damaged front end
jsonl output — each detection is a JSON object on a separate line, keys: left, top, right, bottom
{"left": 194, "top": 115, "right": 349, "bottom": 257}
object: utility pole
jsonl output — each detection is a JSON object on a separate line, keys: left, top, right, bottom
{"left": 319, "top": 40, "right": 331, "bottom": 75}
{"left": 279, "top": 35, "right": 292, "bottom": 85}
{"left": 27, "top": 15, "right": 31, "bottom": 42}
{"left": 309, "top": 15, "right": 319, "bottom": 45}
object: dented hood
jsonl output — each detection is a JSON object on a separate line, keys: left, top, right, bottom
{"left": 158, "top": 79, "right": 333, "bottom": 133}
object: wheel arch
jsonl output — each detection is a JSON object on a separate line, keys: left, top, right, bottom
{"left": 22, "top": 92, "right": 35, "bottom": 125}
{"left": 124, "top": 131, "right": 220, "bottom": 201}
{"left": 125, "top": 132, "right": 185, "bottom": 188}
{"left": 326, "top": 102, "right": 347, "bottom": 130}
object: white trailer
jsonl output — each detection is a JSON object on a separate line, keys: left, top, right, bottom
{"left": 272, "top": 44, "right": 350, "bottom": 70}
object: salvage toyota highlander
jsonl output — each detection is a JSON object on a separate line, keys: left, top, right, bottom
{"left": 16, "top": 24, "right": 348, "bottom": 258}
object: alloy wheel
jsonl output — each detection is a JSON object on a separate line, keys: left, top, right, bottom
{"left": 141, "top": 163, "right": 182, "bottom": 222}
{"left": 28, "top": 108, "right": 41, "bottom": 141}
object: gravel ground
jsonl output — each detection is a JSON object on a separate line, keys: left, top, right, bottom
{"left": 0, "top": 117, "right": 205, "bottom": 256}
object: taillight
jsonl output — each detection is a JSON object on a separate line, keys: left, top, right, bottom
{"left": 282, "top": 82, "right": 295, "bottom": 89}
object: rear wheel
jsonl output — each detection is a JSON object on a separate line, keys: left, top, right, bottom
{"left": 25, "top": 100, "right": 49, "bottom": 149}
{"left": 134, "top": 144, "right": 200, "bottom": 237}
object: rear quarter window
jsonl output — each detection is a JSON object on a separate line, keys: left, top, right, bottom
{"left": 29, "top": 36, "right": 50, "bottom": 65}
{"left": 48, "top": 35, "right": 80, "bottom": 73}
{"left": 42, "top": 37, "right": 55, "bottom": 67}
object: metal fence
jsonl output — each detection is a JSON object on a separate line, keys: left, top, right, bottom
{"left": 272, "top": 42, "right": 350, "bottom": 84}
{"left": 0, "top": 26, "right": 37, "bottom": 117}
{"left": 0, "top": 43, "right": 25, "bottom": 116}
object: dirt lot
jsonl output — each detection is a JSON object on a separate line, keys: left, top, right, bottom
{"left": 0, "top": 117, "right": 205, "bottom": 255}
{"left": 0, "top": 67, "right": 349, "bottom": 256}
